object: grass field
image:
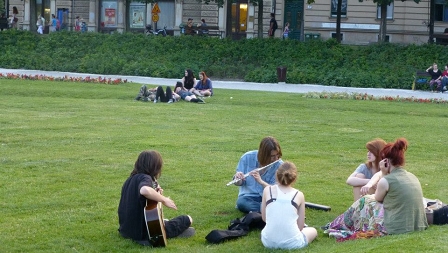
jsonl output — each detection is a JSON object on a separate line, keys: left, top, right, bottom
{"left": 1, "top": 78, "right": 448, "bottom": 253}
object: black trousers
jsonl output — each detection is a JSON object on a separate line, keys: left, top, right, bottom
{"left": 156, "top": 86, "right": 173, "bottom": 102}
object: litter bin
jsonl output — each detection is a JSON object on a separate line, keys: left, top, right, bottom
{"left": 305, "top": 33, "right": 312, "bottom": 41}
{"left": 277, "top": 66, "right": 287, "bottom": 83}
{"left": 313, "top": 33, "right": 321, "bottom": 40}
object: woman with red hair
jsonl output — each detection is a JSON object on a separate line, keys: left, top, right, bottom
{"left": 374, "top": 138, "right": 428, "bottom": 234}
{"left": 346, "top": 138, "right": 387, "bottom": 201}
{"left": 192, "top": 71, "right": 213, "bottom": 97}
{"left": 324, "top": 138, "right": 428, "bottom": 241}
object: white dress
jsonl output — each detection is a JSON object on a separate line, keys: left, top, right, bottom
{"left": 261, "top": 185, "right": 307, "bottom": 249}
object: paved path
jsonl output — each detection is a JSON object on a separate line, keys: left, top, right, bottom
{"left": 1, "top": 68, "right": 447, "bottom": 100}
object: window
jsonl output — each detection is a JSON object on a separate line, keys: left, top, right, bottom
{"left": 435, "top": 0, "right": 448, "bottom": 22}
{"left": 129, "top": 2, "right": 146, "bottom": 29}
{"left": 331, "top": 0, "right": 347, "bottom": 17}
{"left": 377, "top": 3, "right": 394, "bottom": 20}
{"left": 101, "top": 1, "right": 117, "bottom": 28}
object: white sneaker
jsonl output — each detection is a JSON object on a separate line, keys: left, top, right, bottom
{"left": 168, "top": 99, "right": 173, "bottom": 103}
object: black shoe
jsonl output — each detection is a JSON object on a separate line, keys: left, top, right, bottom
{"left": 320, "top": 223, "right": 330, "bottom": 230}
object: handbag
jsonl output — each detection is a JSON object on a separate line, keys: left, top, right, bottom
{"left": 424, "top": 198, "right": 448, "bottom": 225}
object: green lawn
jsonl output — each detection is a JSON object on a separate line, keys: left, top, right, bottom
{"left": 1, "top": 79, "right": 447, "bottom": 253}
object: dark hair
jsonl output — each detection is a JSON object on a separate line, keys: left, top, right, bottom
{"left": 201, "top": 19, "right": 205, "bottom": 23}
{"left": 185, "top": 69, "right": 194, "bottom": 79}
{"left": 365, "top": 138, "right": 387, "bottom": 169}
{"left": 130, "top": 150, "right": 163, "bottom": 179}
{"left": 184, "top": 69, "right": 195, "bottom": 88}
{"left": 257, "top": 136, "right": 282, "bottom": 166}
{"left": 276, "top": 161, "right": 297, "bottom": 186}
{"left": 13, "top": 7, "right": 18, "bottom": 14}
{"left": 270, "top": 13, "right": 275, "bottom": 17}
{"left": 381, "top": 138, "right": 408, "bottom": 168}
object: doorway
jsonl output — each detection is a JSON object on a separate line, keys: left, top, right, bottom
{"left": 229, "top": 0, "right": 248, "bottom": 40}
{"left": 284, "top": 0, "right": 304, "bottom": 40}
{"left": 34, "top": 0, "right": 51, "bottom": 33}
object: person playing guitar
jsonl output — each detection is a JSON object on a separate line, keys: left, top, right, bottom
{"left": 118, "top": 150, "right": 195, "bottom": 246}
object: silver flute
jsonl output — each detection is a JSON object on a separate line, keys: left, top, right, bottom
{"left": 226, "top": 159, "right": 281, "bottom": 186}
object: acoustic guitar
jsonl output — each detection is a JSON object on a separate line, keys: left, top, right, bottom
{"left": 144, "top": 200, "right": 167, "bottom": 247}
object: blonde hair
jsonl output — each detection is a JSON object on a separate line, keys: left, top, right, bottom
{"left": 276, "top": 161, "right": 297, "bottom": 186}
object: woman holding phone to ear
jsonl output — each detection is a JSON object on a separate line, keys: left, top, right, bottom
{"left": 324, "top": 138, "right": 427, "bottom": 241}
{"left": 373, "top": 138, "right": 427, "bottom": 234}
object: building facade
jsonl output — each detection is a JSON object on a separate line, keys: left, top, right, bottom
{"left": 4, "top": 0, "right": 447, "bottom": 44}
{"left": 304, "top": 0, "right": 448, "bottom": 45}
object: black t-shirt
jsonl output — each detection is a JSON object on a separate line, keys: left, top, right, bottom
{"left": 428, "top": 69, "right": 442, "bottom": 80}
{"left": 118, "top": 173, "right": 155, "bottom": 245}
{"left": 270, "top": 18, "right": 278, "bottom": 32}
{"left": 184, "top": 77, "right": 195, "bottom": 90}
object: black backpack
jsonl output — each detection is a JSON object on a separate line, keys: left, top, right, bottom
{"left": 205, "top": 212, "right": 265, "bottom": 244}
{"left": 273, "top": 20, "right": 278, "bottom": 30}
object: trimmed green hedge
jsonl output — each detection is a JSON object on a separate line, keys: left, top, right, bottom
{"left": 1, "top": 29, "right": 447, "bottom": 89}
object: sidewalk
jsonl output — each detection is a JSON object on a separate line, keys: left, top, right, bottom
{"left": 1, "top": 68, "right": 446, "bottom": 100}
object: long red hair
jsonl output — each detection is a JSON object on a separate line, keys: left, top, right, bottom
{"left": 381, "top": 138, "right": 408, "bottom": 167}
{"left": 365, "top": 138, "right": 387, "bottom": 169}
{"left": 200, "top": 71, "right": 208, "bottom": 83}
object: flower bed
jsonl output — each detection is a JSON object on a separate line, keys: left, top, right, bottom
{"left": 304, "top": 92, "right": 448, "bottom": 104}
{"left": 0, "top": 73, "right": 127, "bottom": 85}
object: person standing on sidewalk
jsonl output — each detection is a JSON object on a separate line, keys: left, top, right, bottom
{"left": 268, "top": 13, "right": 278, "bottom": 38}
{"left": 49, "top": 14, "right": 57, "bottom": 32}
{"left": 36, "top": 15, "right": 44, "bottom": 34}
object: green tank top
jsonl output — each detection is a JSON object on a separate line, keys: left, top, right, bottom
{"left": 383, "top": 169, "right": 428, "bottom": 234}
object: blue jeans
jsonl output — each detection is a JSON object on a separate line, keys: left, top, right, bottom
{"left": 442, "top": 77, "right": 448, "bottom": 92}
{"left": 236, "top": 196, "right": 262, "bottom": 213}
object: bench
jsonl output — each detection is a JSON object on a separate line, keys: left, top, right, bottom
{"left": 0, "top": 17, "right": 9, "bottom": 31}
{"left": 195, "top": 25, "right": 224, "bottom": 38}
{"left": 433, "top": 33, "right": 448, "bottom": 45}
{"left": 413, "top": 71, "right": 431, "bottom": 91}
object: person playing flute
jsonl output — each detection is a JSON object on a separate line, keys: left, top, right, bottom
{"left": 231, "top": 136, "right": 283, "bottom": 213}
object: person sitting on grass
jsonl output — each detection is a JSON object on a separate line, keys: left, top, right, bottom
{"left": 261, "top": 161, "right": 317, "bottom": 250}
{"left": 174, "top": 82, "right": 205, "bottom": 103}
{"left": 192, "top": 71, "right": 213, "bottom": 97}
{"left": 231, "top": 136, "right": 283, "bottom": 213}
{"left": 346, "top": 138, "right": 387, "bottom": 201}
{"left": 182, "top": 69, "right": 196, "bottom": 90}
{"left": 324, "top": 138, "right": 428, "bottom": 242}
{"left": 118, "top": 150, "right": 195, "bottom": 246}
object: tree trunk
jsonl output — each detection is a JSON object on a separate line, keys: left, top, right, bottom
{"left": 336, "top": 0, "right": 342, "bottom": 43}
{"left": 379, "top": 4, "right": 387, "bottom": 42}
{"left": 429, "top": 0, "right": 435, "bottom": 43}
{"left": 257, "top": 2, "right": 264, "bottom": 38}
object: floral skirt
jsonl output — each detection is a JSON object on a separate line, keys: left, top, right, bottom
{"left": 324, "top": 195, "right": 386, "bottom": 242}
